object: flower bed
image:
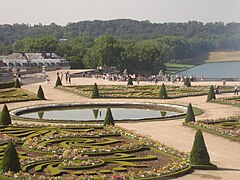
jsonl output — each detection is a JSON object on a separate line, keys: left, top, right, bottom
{"left": 216, "top": 96, "right": 240, "bottom": 107}
{"left": 0, "top": 124, "right": 190, "bottom": 179}
{"left": 58, "top": 85, "right": 234, "bottom": 99}
{"left": 0, "top": 88, "right": 38, "bottom": 103}
{"left": 183, "top": 117, "right": 240, "bottom": 141}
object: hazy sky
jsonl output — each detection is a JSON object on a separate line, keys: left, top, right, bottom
{"left": 1, "top": 0, "right": 240, "bottom": 25}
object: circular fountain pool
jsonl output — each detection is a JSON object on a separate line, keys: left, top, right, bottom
{"left": 10, "top": 102, "right": 187, "bottom": 122}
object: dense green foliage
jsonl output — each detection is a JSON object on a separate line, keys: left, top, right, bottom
{"left": 1, "top": 141, "right": 21, "bottom": 172}
{"left": 91, "top": 83, "right": 100, "bottom": 98}
{"left": 190, "top": 130, "right": 211, "bottom": 165}
{"left": 55, "top": 76, "right": 62, "bottom": 87}
{"left": 206, "top": 85, "right": 216, "bottom": 102}
{"left": 14, "top": 79, "right": 21, "bottom": 88}
{"left": 104, "top": 107, "right": 115, "bottom": 126}
{"left": 37, "top": 85, "right": 45, "bottom": 100}
{"left": 1, "top": 20, "right": 240, "bottom": 74}
{"left": 0, "top": 104, "right": 11, "bottom": 125}
{"left": 159, "top": 84, "right": 168, "bottom": 99}
{"left": 127, "top": 76, "right": 133, "bottom": 85}
{"left": 184, "top": 77, "right": 191, "bottom": 87}
{"left": 185, "top": 103, "right": 195, "bottom": 123}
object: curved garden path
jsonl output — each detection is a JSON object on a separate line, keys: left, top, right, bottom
{"left": 1, "top": 70, "right": 240, "bottom": 180}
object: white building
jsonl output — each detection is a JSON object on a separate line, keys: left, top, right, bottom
{"left": 0, "top": 60, "right": 13, "bottom": 83}
{"left": 1, "top": 52, "right": 70, "bottom": 71}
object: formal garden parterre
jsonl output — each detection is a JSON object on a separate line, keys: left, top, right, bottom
{"left": 0, "top": 88, "right": 38, "bottom": 104}
{"left": 0, "top": 124, "right": 190, "bottom": 180}
{"left": 57, "top": 85, "right": 234, "bottom": 99}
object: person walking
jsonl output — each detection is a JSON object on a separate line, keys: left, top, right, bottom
{"left": 234, "top": 85, "right": 238, "bottom": 95}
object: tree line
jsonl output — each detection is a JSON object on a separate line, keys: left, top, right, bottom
{"left": 0, "top": 19, "right": 240, "bottom": 74}
{"left": 8, "top": 35, "right": 213, "bottom": 74}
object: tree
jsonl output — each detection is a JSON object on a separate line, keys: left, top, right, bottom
{"left": 1, "top": 141, "right": 21, "bottom": 172}
{"left": 190, "top": 130, "right": 212, "bottom": 166}
{"left": 159, "top": 83, "right": 168, "bottom": 99}
{"left": 185, "top": 103, "right": 195, "bottom": 123}
{"left": 55, "top": 76, "right": 62, "bottom": 87}
{"left": 92, "top": 83, "right": 100, "bottom": 98}
{"left": 206, "top": 85, "right": 216, "bottom": 102}
{"left": 37, "top": 85, "right": 45, "bottom": 100}
{"left": 184, "top": 77, "right": 191, "bottom": 87}
{"left": 14, "top": 78, "right": 21, "bottom": 88}
{"left": 0, "top": 104, "right": 11, "bottom": 125}
{"left": 104, "top": 107, "right": 115, "bottom": 126}
{"left": 127, "top": 76, "right": 133, "bottom": 85}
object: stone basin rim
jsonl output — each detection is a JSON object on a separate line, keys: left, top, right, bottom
{"left": 10, "top": 102, "right": 188, "bottom": 122}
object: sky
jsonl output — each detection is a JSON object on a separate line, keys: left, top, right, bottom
{"left": 0, "top": 0, "right": 240, "bottom": 25}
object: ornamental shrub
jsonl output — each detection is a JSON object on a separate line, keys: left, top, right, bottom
{"left": 0, "top": 104, "right": 11, "bottom": 125}
{"left": 37, "top": 85, "right": 45, "bottom": 100}
{"left": 55, "top": 76, "right": 62, "bottom": 87}
{"left": 92, "top": 83, "right": 100, "bottom": 98}
{"left": 184, "top": 77, "right": 191, "bottom": 87}
{"left": 206, "top": 85, "right": 216, "bottom": 102}
{"left": 38, "top": 112, "right": 44, "bottom": 119}
{"left": 1, "top": 141, "right": 21, "bottom": 172}
{"left": 104, "top": 107, "right": 115, "bottom": 126}
{"left": 14, "top": 78, "right": 21, "bottom": 88}
{"left": 92, "top": 109, "right": 99, "bottom": 119}
{"left": 127, "top": 76, "right": 133, "bottom": 86}
{"left": 185, "top": 103, "right": 195, "bottom": 123}
{"left": 190, "top": 130, "right": 211, "bottom": 166}
{"left": 159, "top": 83, "right": 168, "bottom": 99}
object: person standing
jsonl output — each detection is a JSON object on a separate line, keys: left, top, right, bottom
{"left": 234, "top": 85, "right": 238, "bottom": 95}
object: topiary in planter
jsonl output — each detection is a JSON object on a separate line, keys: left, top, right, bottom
{"left": 1, "top": 141, "right": 21, "bottom": 172}
{"left": 127, "top": 76, "right": 133, "bottom": 86}
{"left": 184, "top": 77, "right": 191, "bottom": 87}
{"left": 206, "top": 85, "right": 216, "bottom": 102}
{"left": 185, "top": 103, "right": 195, "bottom": 123}
{"left": 104, "top": 107, "right": 115, "bottom": 126}
{"left": 159, "top": 83, "right": 168, "bottom": 99}
{"left": 92, "top": 83, "right": 100, "bottom": 98}
{"left": 14, "top": 78, "right": 21, "bottom": 88}
{"left": 190, "top": 130, "right": 212, "bottom": 166}
{"left": 37, "top": 85, "right": 45, "bottom": 100}
{"left": 0, "top": 104, "right": 11, "bottom": 125}
{"left": 55, "top": 76, "right": 62, "bottom": 87}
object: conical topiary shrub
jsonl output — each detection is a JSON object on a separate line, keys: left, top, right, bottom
{"left": 184, "top": 77, "right": 191, "bottom": 87}
{"left": 92, "top": 109, "right": 99, "bottom": 119}
{"left": 190, "top": 130, "right": 212, "bottom": 166}
{"left": 14, "top": 78, "right": 21, "bottom": 88}
{"left": 159, "top": 83, "right": 168, "bottom": 99}
{"left": 185, "top": 103, "right": 195, "bottom": 123}
{"left": 55, "top": 76, "right": 62, "bottom": 87}
{"left": 127, "top": 76, "right": 133, "bottom": 86}
{"left": 0, "top": 104, "right": 11, "bottom": 125}
{"left": 104, "top": 107, "right": 115, "bottom": 126}
{"left": 37, "top": 85, "right": 45, "bottom": 100}
{"left": 206, "top": 85, "right": 216, "bottom": 102}
{"left": 92, "top": 83, "right": 100, "bottom": 98}
{"left": 1, "top": 141, "right": 21, "bottom": 172}
{"left": 38, "top": 112, "right": 44, "bottom": 119}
